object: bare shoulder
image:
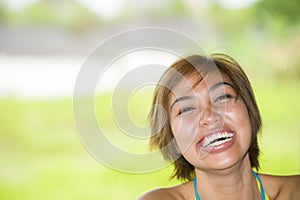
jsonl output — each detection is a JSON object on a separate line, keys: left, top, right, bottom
{"left": 137, "top": 187, "right": 177, "bottom": 200}
{"left": 138, "top": 181, "right": 193, "bottom": 200}
{"left": 259, "top": 173, "right": 300, "bottom": 200}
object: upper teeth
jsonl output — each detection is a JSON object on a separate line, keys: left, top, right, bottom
{"left": 202, "top": 131, "right": 234, "bottom": 147}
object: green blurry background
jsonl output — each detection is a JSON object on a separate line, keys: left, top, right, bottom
{"left": 0, "top": 0, "right": 299, "bottom": 199}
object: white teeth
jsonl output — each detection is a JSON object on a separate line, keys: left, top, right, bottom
{"left": 201, "top": 131, "right": 234, "bottom": 147}
{"left": 221, "top": 132, "right": 225, "bottom": 138}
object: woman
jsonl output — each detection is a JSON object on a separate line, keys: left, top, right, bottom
{"left": 139, "top": 54, "right": 300, "bottom": 200}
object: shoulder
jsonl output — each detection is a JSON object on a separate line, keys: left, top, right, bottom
{"left": 259, "top": 173, "right": 300, "bottom": 200}
{"left": 137, "top": 188, "right": 178, "bottom": 200}
{"left": 138, "top": 181, "right": 193, "bottom": 200}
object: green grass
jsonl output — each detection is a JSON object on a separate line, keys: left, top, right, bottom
{"left": 254, "top": 79, "right": 300, "bottom": 174}
{"left": 0, "top": 79, "right": 299, "bottom": 199}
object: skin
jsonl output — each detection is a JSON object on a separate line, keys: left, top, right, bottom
{"left": 138, "top": 73, "right": 300, "bottom": 200}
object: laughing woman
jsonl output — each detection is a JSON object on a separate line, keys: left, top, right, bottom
{"left": 138, "top": 54, "right": 300, "bottom": 200}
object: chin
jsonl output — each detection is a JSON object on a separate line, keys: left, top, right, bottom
{"left": 201, "top": 150, "right": 248, "bottom": 171}
{"left": 211, "top": 158, "right": 237, "bottom": 170}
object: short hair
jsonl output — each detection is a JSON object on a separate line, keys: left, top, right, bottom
{"left": 149, "top": 53, "right": 262, "bottom": 180}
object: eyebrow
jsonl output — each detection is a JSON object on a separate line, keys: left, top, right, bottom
{"left": 209, "top": 81, "right": 233, "bottom": 91}
{"left": 170, "top": 95, "right": 194, "bottom": 110}
{"left": 170, "top": 82, "right": 233, "bottom": 110}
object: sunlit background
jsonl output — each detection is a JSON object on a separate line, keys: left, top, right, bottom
{"left": 0, "top": 0, "right": 299, "bottom": 199}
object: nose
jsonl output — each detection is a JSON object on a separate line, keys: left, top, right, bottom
{"left": 199, "top": 107, "right": 221, "bottom": 128}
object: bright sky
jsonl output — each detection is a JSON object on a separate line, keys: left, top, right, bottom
{"left": 3, "top": 0, "right": 39, "bottom": 10}
{"left": 217, "top": 0, "right": 259, "bottom": 9}
{"left": 4, "top": 0, "right": 259, "bottom": 20}
{"left": 76, "top": 0, "right": 125, "bottom": 21}
{"left": 3, "top": 0, "right": 125, "bottom": 20}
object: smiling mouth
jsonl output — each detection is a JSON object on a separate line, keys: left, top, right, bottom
{"left": 201, "top": 131, "right": 234, "bottom": 148}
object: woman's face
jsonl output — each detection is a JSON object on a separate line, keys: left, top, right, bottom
{"left": 169, "top": 72, "right": 252, "bottom": 171}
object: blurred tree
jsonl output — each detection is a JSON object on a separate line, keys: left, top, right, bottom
{"left": 4, "top": 0, "right": 102, "bottom": 31}
{"left": 206, "top": 2, "right": 256, "bottom": 38}
{"left": 255, "top": 0, "right": 300, "bottom": 25}
{"left": 254, "top": 0, "right": 300, "bottom": 79}
{"left": 121, "top": 0, "right": 187, "bottom": 20}
{"left": 0, "top": 0, "right": 8, "bottom": 22}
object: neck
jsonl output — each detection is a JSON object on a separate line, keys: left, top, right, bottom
{"left": 194, "top": 155, "right": 260, "bottom": 200}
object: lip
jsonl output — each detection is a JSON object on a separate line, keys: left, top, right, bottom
{"left": 198, "top": 129, "right": 236, "bottom": 153}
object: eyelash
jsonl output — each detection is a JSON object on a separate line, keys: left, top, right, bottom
{"left": 214, "top": 94, "right": 234, "bottom": 102}
{"left": 178, "top": 106, "right": 196, "bottom": 115}
{"left": 177, "top": 94, "right": 234, "bottom": 116}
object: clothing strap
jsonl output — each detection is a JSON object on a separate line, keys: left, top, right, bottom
{"left": 193, "top": 177, "right": 200, "bottom": 200}
{"left": 193, "top": 171, "right": 268, "bottom": 200}
{"left": 252, "top": 171, "right": 267, "bottom": 200}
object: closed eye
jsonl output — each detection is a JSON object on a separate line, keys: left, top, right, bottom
{"left": 178, "top": 106, "right": 196, "bottom": 115}
{"left": 214, "top": 94, "right": 234, "bottom": 103}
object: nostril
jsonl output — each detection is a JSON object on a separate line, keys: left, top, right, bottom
{"left": 200, "top": 120, "right": 208, "bottom": 127}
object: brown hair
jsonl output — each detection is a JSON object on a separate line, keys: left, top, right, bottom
{"left": 149, "top": 53, "right": 262, "bottom": 180}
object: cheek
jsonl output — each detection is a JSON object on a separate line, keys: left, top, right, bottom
{"left": 227, "top": 101, "right": 250, "bottom": 126}
{"left": 171, "top": 118, "right": 198, "bottom": 153}
{"left": 227, "top": 102, "right": 252, "bottom": 144}
{"left": 237, "top": 104, "right": 251, "bottom": 128}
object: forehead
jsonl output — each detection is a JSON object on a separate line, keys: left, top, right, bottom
{"left": 169, "top": 72, "right": 231, "bottom": 98}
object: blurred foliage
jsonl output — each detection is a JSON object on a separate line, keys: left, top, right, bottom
{"left": 207, "top": 0, "right": 300, "bottom": 38}
{"left": 1, "top": 0, "right": 101, "bottom": 31}
{"left": 148, "top": 0, "right": 187, "bottom": 19}
{"left": 0, "top": 80, "right": 299, "bottom": 199}
{"left": 0, "top": 0, "right": 299, "bottom": 199}
{"left": 121, "top": 0, "right": 187, "bottom": 21}
{"left": 0, "top": 0, "right": 299, "bottom": 37}
{"left": 208, "top": 2, "right": 256, "bottom": 34}
{"left": 255, "top": 0, "right": 300, "bottom": 26}
{"left": 202, "top": 1, "right": 300, "bottom": 81}
{"left": 0, "top": 0, "right": 8, "bottom": 21}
